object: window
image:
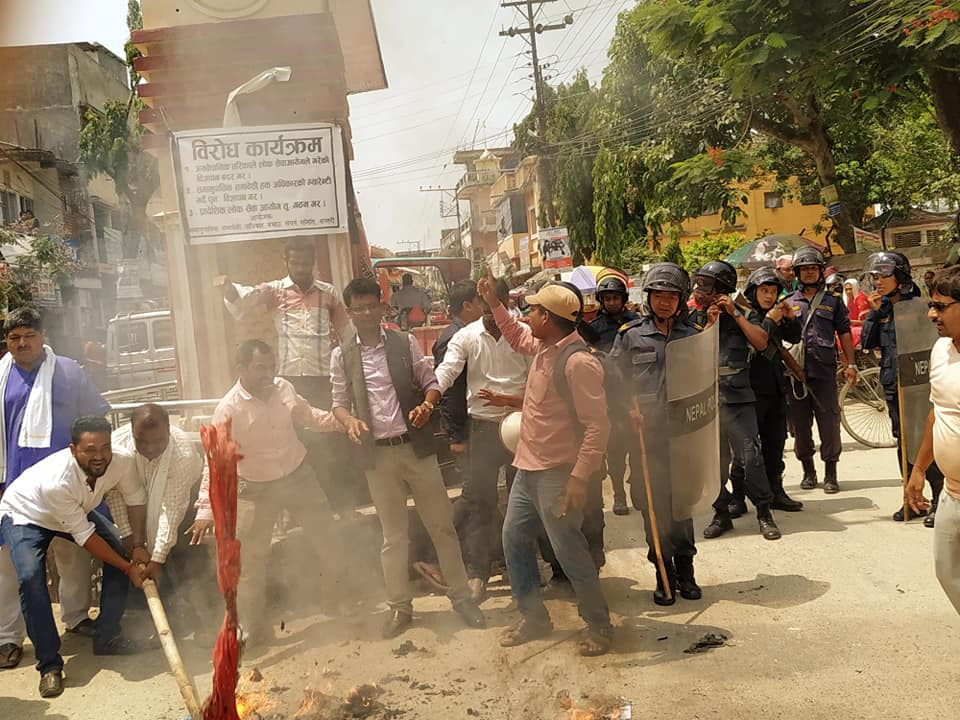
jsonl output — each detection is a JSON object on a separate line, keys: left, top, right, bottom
{"left": 926, "top": 229, "right": 947, "bottom": 244}
{"left": 0, "top": 190, "right": 17, "bottom": 225}
{"left": 18, "top": 196, "right": 34, "bottom": 215}
{"left": 116, "top": 322, "right": 149, "bottom": 354}
{"left": 764, "top": 192, "right": 784, "bottom": 209}
{"left": 892, "top": 231, "right": 922, "bottom": 249}
{"left": 152, "top": 319, "right": 174, "bottom": 350}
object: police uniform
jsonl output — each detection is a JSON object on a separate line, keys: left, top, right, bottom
{"left": 730, "top": 309, "right": 802, "bottom": 503}
{"left": 860, "top": 292, "right": 944, "bottom": 508}
{"left": 688, "top": 308, "right": 774, "bottom": 513}
{"left": 782, "top": 288, "right": 848, "bottom": 465}
{"left": 611, "top": 316, "right": 698, "bottom": 568}
{"left": 589, "top": 308, "right": 640, "bottom": 514}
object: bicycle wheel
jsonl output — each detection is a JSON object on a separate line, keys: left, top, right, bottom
{"left": 839, "top": 366, "right": 897, "bottom": 448}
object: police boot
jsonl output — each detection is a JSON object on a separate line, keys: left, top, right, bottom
{"left": 799, "top": 457, "right": 818, "bottom": 489}
{"left": 757, "top": 504, "right": 782, "bottom": 540}
{"left": 823, "top": 461, "right": 839, "bottom": 494}
{"left": 770, "top": 475, "right": 803, "bottom": 512}
{"left": 653, "top": 561, "right": 677, "bottom": 606}
{"left": 675, "top": 555, "right": 702, "bottom": 600}
{"left": 703, "top": 512, "right": 733, "bottom": 539}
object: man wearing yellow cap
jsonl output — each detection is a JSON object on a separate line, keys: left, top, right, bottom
{"left": 478, "top": 273, "right": 613, "bottom": 656}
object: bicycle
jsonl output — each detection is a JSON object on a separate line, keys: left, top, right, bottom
{"left": 837, "top": 351, "right": 897, "bottom": 448}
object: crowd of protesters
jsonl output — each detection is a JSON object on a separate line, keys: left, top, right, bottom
{"left": 1, "top": 236, "right": 959, "bottom": 698}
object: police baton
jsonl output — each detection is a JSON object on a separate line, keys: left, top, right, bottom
{"left": 630, "top": 400, "right": 673, "bottom": 603}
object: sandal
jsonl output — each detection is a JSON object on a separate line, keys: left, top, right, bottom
{"left": 413, "top": 562, "right": 450, "bottom": 593}
{"left": 578, "top": 627, "right": 613, "bottom": 657}
{"left": 0, "top": 642, "right": 23, "bottom": 669}
{"left": 499, "top": 616, "right": 553, "bottom": 647}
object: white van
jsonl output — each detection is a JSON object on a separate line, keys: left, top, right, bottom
{"left": 106, "top": 310, "right": 177, "bottom": 391}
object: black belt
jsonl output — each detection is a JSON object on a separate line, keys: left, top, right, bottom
{"left": 375, "top": 434, "right": 411, "bottom": 447}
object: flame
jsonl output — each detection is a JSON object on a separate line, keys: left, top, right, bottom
{"left": 235, "top": 691, "right": 273, "bottom": 720}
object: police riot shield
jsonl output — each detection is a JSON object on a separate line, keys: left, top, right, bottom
{"left": 894, "top": 298, "right": 939, "bottom": 464}
{"left": 664, "top": 322, "right": 720, "bottom": 520}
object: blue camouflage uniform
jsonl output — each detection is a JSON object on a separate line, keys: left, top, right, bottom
{"left": 782, "top": 287, "right": 849, "bottom": 463}
{"left": 611, "top": 315, "right": 699, "bottom": 565}
{"left": 688, "top": 308, "right": 774, "bottom": 513}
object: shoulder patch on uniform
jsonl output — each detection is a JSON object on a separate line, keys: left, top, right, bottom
{"left": 618, "top": 318, "right": 644, "bottom": 333}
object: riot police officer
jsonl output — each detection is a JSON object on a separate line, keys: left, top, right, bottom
{"left": 728, "top": 267, "right": 804, "bottom": 515}
{"left": 689, "top": 260, "right": 781, "bottom": 541}
{"left": 783, "top": 247, "right": 858, "bottom": 494}
{"left": 860, "top": 251, "right": 944, "bottom": 526}
{"left": 590, "top": 272, "right": 639, "bottom": 516}
{"left": 611, "top": 262, "right": 702, "bottom": 604}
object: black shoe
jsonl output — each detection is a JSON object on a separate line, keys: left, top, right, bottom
{"left": 612, "top": 500, "right": 630, "bottom": 516}
{"left": 703, "top": 512, "right": 733, "bottom": 539}
{"left": 727, "top": 497, "right": 748, "bottom": 519}
{"left": 892, "top": 506, "right": 927, "bottom": 521}
{"left": 800, "top": 458, "right": 818, "bottom": 489}
{"left": 757, "top": 505, "right": 782, "bottom": 541}
{"left": 771, "top": 492, "right": 804, "bottom": 512}
{"left": 39, "top": 670, "right": 64, "bottom": 698}
{"left": 653, "top": 562, "right": 677, "bottom": 606}
{"left": 925, "top": 510, "right": 937, "bottom": 528}
{"left": 823, "top": 461, "right": 839, "bottom": 494}
{"left": 452, "top": 599, "right": 486, "bottom": 629}
{"left": 66, "top": 618, "right": 96, "bottom": 637}
{"left": 381, "top": 610, "right": 413, "bottom": 639}
{"left": 92, "top": 635, "right": 148, "bottom": 656}
{"left": 675, "top": 555, "right": 702, "bottom": 600}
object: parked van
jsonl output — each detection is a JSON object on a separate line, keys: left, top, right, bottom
{"left": 106, "top": 310, "right": 177, "bottom": 391}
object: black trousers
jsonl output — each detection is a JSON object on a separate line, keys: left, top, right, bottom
{"left": 284, "top": 374, "right": 357, "bottom": 513}
{"left": 731, "top": 392, "right": 788, "bottom": 499}
{"left": 787, "top": 374, "right": 842, "bottom": 463}
{"left": 885, "top": 386, "right": 945, "bottom": 509}
{"left": 627, "top": 447, "right": 696, "bottom": 567}
{"left": 714, "top": 402, "right": 773, "bottom": 514}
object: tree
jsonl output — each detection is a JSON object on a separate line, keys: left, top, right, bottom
{"left": 77, "top": 1, "right": 158, "bottom": 260}
{"left": 0, "top": 230, "right": 80, "bottom": 312}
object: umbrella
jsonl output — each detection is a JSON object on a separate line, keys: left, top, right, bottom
{"left": 725, "top": 233, "right": 824, "bottom": 269}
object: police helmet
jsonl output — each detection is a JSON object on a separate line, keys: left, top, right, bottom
{"left": 694, "top": 260, "right": 738, "bottom": 294}
{"left": 824, "top": 272, "right": 846, "bottom": 292}
{"left": 642, "top": 262, "right": 690, "bottom": 299}
{"left": 596, "top": 275, "right": 628, "bottom": 299}
{"left": 743, "top": 267, "right": 784, "bottom": 307}
{"left": 792, "top": 246, "right": 825, "bottom": 270}
{"left": 865, "top": 251, "right": 912, "bottom": 290}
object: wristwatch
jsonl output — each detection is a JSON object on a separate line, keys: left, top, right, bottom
{"left": 732, "top": 308, "right": 743, "bottom": 318}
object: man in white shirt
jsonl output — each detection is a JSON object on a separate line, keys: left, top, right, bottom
{"left": 435, "top": 277, "right": 529, "bottom": 601}
{"left": 106, "top": 404, "right": 203, "bottom": 590}
{"left": 0, "top": 416, "right": 148, "bottom": 698}
{"left": 906, "top": 266, "right": 960, "bottom": 613}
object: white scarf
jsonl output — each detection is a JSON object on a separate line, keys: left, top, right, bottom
{"left": 0, "top": 345, "right": 57, "bottom": 481}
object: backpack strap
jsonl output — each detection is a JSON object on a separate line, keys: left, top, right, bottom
{"left": 553, "top": 343, "right": 592, "bottom": 429}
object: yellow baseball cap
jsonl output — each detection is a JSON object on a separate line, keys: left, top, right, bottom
{"left": 525, "top": 283, "right": 582, "bottom": 321}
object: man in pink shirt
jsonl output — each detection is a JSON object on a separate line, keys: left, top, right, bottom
{"left": 191, "top": 339, "right": 352, "bottom": 645}
{"left": 330, "top": 277, "right": 485, "bottom": 639}
{"left": 477, "top": 274, "right": 613, "bottom": 656}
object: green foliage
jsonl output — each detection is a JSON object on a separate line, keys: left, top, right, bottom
{"left": 677, "top": 231, "right": 746, "bottom": 272}
{"left": 661, "top": 239, "right": 684, "bottom": 267}
{"left": 0, "top": 230, "right": 80, "bottom": 311}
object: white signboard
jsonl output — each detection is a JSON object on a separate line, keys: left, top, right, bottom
{"left": 539, "top": 226, "right": 572, "bottom": 269}
{"left": 173, "top": 123, "right": 347, "bottom": 245}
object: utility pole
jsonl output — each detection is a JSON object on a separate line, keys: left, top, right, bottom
{"left": 499, "top": 0, "right": 572, "bottom": 228}
{"left": 419, "top": 185, "right": 463, "bottom": 256}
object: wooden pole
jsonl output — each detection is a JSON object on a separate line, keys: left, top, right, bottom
{"left": 897, "top": 383, "right": 912, "bottom": 522}
{"left": 633, "top": 404, "right": 673, "bottom": 602}
{"left": 142, "top": 578, "right": 203, "bottom": 719}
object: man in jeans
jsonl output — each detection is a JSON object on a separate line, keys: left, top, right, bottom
{"left": 0, "top": 416, "right": 148, "bottom": 698}
{"left": 906, "top": 266, "right": 960, "bottom": 613}
{"left": 331, "top": 278, "right": 484, "bottom": 639}
{"left": 435, "top": 277, "right": 529, "bottom": 602}
{"left": 478, "top": 273, "right": 613, "bottom": 656}
{"left": 192, "top": 339, "right": 353, "bottom": 645}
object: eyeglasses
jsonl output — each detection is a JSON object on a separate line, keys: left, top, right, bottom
{"left": 347, "top": 305, "right": 382, "bottom": 316}
{"left": 928, "top": 300, "right": 959, "bottom": 313}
